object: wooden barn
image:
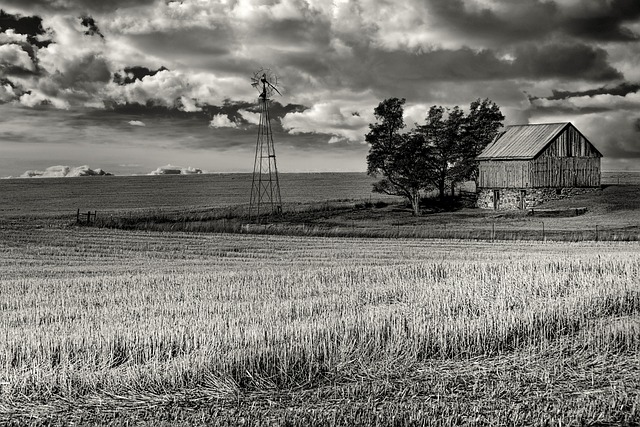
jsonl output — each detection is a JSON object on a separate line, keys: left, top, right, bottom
{"left": 475, "top": 122, "right": 602, "bottom": 210}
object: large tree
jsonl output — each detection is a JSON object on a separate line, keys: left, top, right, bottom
{"left": 455, "top": 98, "right": 505, "bottom": 188}
{"left": 366, "top": 98, "right": 431, "bottom": 216}
{"left": 416, "top": 98, "right": 504, "bottom": 199}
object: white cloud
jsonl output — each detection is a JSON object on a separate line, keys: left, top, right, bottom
{"left": 128, "top": 120, "right": 146, "bottom": 126}
{"left": 0, "top": 84, "right": 16, "bottom": 102}
{"left": 149, "top": 164, "right": 203, "bottom": 175}
{"left": 20, "top": 91, "right": 70, "bottom": 109}
{"left": 20, "top": 165, "right": 112, "bottom": 178}
{"left": 209, "top": 114, "right": 238, "bottom": 128}
{"left": 282, "top": 101, "right": 370, "bottom": 143}
{"left": 0, "top": 44, "right": 35, "bottom": 71}
{"left": 0, "top": 29, "right": 28, "bottom": 44}
{"left": 239, "top": 109, "right": 261, "bottom": 125}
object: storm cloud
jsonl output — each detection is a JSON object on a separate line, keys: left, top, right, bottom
{"left": 0, "top": 0, "right": 638, "bottom": 175}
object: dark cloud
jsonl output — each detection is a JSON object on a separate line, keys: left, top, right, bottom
{"left": 538, "top": 82, "right": 640, "bottom": 101}
{"left": 336, "top": 42, "right": 621, "bottom": 102}
{"left": 0, "top": 77, "right": 14, "bottom": 87}
{"left": 563, "top": 0, "right": 640, "bottom": 41}
{"left": 99, "top": 98, "right": 306, "bottom": 131}
{"left": 113, "top": 66, "right": 169, "bottom": 85}
{"left": 0, "top": 9, "right": 51, "bottom": 48}
{"left": 425, "top": 0, "right": 558, "bottom": 43}
{"left": 126, "top": 28, "right": 237, "bottom": 71}
{"left": 80, "top": 16, "right": 103, "bottom": 38}
{"left": 511, "top": 43, "right": 622, "bottom": 81}
{"left": 50, "top": 53, "right": 111, "bottom": 88}
{"left": 425, "top": 0, "right": 640, "bottom": 45}
{"left": 0, "top": 0, "right": 156, "bottom": 13}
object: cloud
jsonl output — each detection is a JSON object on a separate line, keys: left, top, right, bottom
{"left": 0, "top": 1, "right": 639, "bottom": 172}
{"left": 148, "top": 164, "right": 203, "bottom": 175}
{"left": 239, "top": 109, "right": 261, "bottom": 125}
{"left": 537, "top": 82, "right": 640, "bottom": 101}
{"left": 19, "top": 165, "right": 113, "bottom": 178}
{"left": 209, "top": 114, "right": 238, "bottom": 128}
{"left": 0, "top": 0, "right": 156, "bottom": 14}
{"left": 282, "top": 101, "right": 371, "bottom": 143}
{"left": 80, "top": 16, "right": 104, "bottom": 38}
{"left": 0, "top": 43, "right": 35, "bottom": 73}
{"left": 128, "top": 120, "right": 145, "bottom": 126}
{"left": 0, "top": 29, "right": 28, "bottom": 44}
{"left": 510, "top": 43, "right": 622, "bottom": 81}
{"left": 562, "top": 0, "right": 640, "bottom": 41}
{"left": 0, "top": 9, "right": 51, "bottom": 48}
{"left": 113, "top": 66, "right": 168, "bottom": 85}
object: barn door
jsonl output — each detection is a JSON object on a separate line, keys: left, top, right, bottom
{"left": 493, "top": 189, "right": 500, "bottom": 210}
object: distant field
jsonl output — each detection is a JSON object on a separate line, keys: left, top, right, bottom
{"left": 0, "top": 227, "right": 639, "bottom": 425}
{"left": 0, "top": 172, "right": 394, "bottom": 217}
{"left": 0, "top": 171, "right": 636, "bottom": 217}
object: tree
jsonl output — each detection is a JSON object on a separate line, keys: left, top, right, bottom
{"left": 366, "top": 98, "right": 431, "bottom": 216}
{"left": 366, "top": 97, "right": 504, "bottom": 213}
{"left": 456, "top": 98, "right": 505, "bottom": 184}
{"left": 416, "top": 105, "right": 466, "bottom": 200}
{"left": 416, "top": 98, "right": 504, "bottom": 200}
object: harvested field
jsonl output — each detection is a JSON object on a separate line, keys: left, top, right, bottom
{"left": 0, "top": 227, "right": 639, "bottom": 425}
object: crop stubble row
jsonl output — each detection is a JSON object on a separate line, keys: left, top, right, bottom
{"left": 0, "top": 228, "right": 639, "bottom": 404}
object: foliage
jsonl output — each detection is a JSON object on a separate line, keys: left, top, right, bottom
{"left": 366, "top": 98, "right": 505, "bottom": 208}
{"left": 366, "top": 98, "right": 432, "bottom": 215}
{"left": 416, "top": 98, "right": 505, "bottom": 199}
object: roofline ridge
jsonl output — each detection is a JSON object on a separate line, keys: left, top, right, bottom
{"left": 505, "top": 122, "right": 570, "bottom": 127}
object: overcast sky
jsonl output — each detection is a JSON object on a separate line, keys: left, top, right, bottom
{"left": 1, "top": 0, "right": 639, "bottom": 176}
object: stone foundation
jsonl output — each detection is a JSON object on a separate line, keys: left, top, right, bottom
{"left": 477, "top": 187, "right": 599, "bottom": 210}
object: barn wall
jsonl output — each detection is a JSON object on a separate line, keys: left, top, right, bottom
{"left": 478, "top": 157, "right": 600, "bottom": 188}
{"left": 530, "top": 157, "right": 600, "bottom": 187}
{"left": 538, "top": 126, "right": 600, "bottom": 158}
{"left": 477, "top": 160, "right": 531, "bottom": 188}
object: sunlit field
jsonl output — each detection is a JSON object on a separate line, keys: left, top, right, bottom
{"left": 1, "top": 226, "right": 639, "bottom": 425}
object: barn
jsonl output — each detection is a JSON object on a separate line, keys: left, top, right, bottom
{"left": 475, "top": 122, "right": 602, "bottom": 210}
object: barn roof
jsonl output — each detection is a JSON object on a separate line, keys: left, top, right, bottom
{"left": 477, "top": 122, "right": 581, "bottom": 160}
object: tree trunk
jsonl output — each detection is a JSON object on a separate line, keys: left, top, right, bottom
{"left": 410, "top": 191, "right": 420, "bottom": 216}
{"left": 438, "top": 179, "right": 446, "bottom": 201}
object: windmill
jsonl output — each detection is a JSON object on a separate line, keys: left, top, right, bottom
{"left": 249, "top": 68, "right": 283, "bottom": 221}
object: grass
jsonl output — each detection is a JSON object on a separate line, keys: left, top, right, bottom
{"left": 0, "top": 228, "right": 639, "bottom": 425}
{"left": 79, "top": 182, "right": 640, "bottom": 242}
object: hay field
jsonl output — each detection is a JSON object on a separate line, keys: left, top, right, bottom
{"left": 1, "top": 226, "right": 639, "bottom": 425}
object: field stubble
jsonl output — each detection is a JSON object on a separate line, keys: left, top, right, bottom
{"left": 0, "top": 228, "right": 639, "bottom": 425}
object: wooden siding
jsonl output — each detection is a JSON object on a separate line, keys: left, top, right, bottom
{"left": 477, "top": 160, "right": 531, "bottom": 188}
{"left": 478, "top": 157, "right": 600, "bottom": 188}
{"left": 530, "top": 157, "right": 600, "bottom": 187}
{"left": 538, "top": 126, "right": 600, "bottom": 158}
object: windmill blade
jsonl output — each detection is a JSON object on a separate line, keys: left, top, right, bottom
{"left": 266, "top": 80, "right": 282, "bottom": 96}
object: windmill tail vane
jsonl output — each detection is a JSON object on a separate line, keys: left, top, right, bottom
{"left": 249, "top": 69, "right": 283, "bottom": 221}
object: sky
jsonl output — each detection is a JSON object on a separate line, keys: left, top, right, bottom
{"left": 0, "top": 0, "right": 639, "bottom": 177}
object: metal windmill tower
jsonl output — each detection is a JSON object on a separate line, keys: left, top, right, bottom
{"left": 249, "top": 68, "right": 283, "bottom": 221}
